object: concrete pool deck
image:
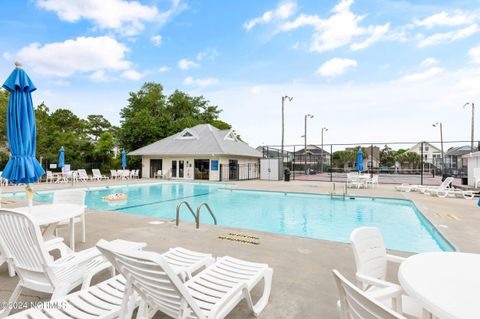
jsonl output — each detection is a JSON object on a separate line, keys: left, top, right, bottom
{"left": 0, "top": 179, "right": 479, "bottom": 318}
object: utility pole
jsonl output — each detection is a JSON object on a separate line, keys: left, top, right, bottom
{"left": 281, "top": 95, "right": 293, "bottom": 177}
{"left": 433, "top": 122, "right": 444, "bottom": 175}
{"left": 303, "top": 114, "right": 313, "bottom": 175}
{"left": 320, "top": 127, "right": 328, "bottom": 173}
{"left": 464, "top": 102, "right": 475, "bottom": 151}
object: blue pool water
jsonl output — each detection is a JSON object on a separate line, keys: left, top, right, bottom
{"left": 8, "top": 182, "right": 454, "bottom": 253}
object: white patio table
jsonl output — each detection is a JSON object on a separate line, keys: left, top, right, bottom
{"left": 398, "top": 252, "right": 480, "bottom": 319}
{"left": 14, "top": 203, "right": 84, "bottom": 251}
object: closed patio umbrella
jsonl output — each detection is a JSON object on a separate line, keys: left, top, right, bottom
{"left": 122, "top": 150, "right": 127, "bottom": 169}
{"left": 2, "top": 62, "right": 44, "bottom": 208}
{"left": 356, "top": 148, "right": 364, "bottom": 172}
{"left": 2, "top": 63, "right": 44, "bottom": 184}
{"left": 58, "top": 146, "right": 65, "bottom": 169}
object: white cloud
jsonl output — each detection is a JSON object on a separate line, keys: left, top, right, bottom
{"left": 421, "top": 57, "right": 439, "bottom": 67}
{"left": 469, "top": 46, "right": 480, "bottom": 64}
{"left": 398, "top": 67, "right": 443, "bottom": 82}
{"left": 50, "top": 79, "right": 70, "bottom": 86}
{"left": 316, "top": 58, "right": 357, "bottom": 77}
{"left": 36, "top": 0, "right": 185, "bottom": 36}
{"left": 244, "top": 1, "right": 297, "bottom": 30}
{"left": 196, "top": 48, "right": 219, "bottom": 61}
{"left": 279, "top": 0, "right": 390, "bottom": 52}
{"left": 178, "top": 58, "right": 199, "bottom": 70}
{"left": 90, "top": 70, "right": 110, "bottom": 82}
{"left": 184, "top": 76, "right": 219, "bottom": 87}
{"left": 414, "top": 10, "right": 477, "bottom": 29}
{"left": 121, "top": 69, "right": 142, "bottom": 80}
{"left": 158, "top": 66, "right": 170, "bottom": 72}
{"left": 17, "top": 36, "right": 131, "bottom": 77}
{"left": 2, "top": 52, "right": 11, "bottom": 61}
{"left": 150, "top": 35, "right": 162, "bottom": 46}
{"left": 417, "top": 24, "right": 479, "bottom": 47}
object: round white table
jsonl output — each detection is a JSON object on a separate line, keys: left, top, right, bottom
{"left": 399, "top": 252, "right": 480, "bottom": 319}
{"left": 15, "top": 204, "right": 85, "bottom": 251}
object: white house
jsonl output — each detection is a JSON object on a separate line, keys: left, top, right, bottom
{"left": 407, "top": 142, "right": 442, "bottom": 166}
{"left": 129, "top": 124, "right": 262, "bottom": 181}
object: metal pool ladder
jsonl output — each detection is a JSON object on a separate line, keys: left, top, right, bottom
{"left": 330, "top": 183, "right": 347, "bottom": 200}
{"left": 176, "top": 201, "right": 217, "bottom": 229}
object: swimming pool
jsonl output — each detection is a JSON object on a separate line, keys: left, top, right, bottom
{"left": 8, "top": 182, "right": 454, "bottom": 253}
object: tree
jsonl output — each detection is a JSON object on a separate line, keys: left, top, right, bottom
{"left": 119, "top": 82, "right": 233, "bottom": 153}
{"left": 333, "top": 151, "right": 356, "bottom": 170}
{"left": 0, "top": 89, "right": 8, "bottom": 148}
{"left": 380, "top": 145, "right": 395, "bottom": 167}
{"left": 396, "top": 151, "right": 421, "bottom": 169}
{"left": 86, "top": 115, "right": 112, "bottom": 141}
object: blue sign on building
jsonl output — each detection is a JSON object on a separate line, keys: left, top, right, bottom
{"left": 211, "top": 160, "right": 219, "bottom": 171}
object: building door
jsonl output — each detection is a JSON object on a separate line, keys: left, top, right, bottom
{"left": 150, "top": 159, "right": 163, "bottom": 178}
{"left": 229, "top": 160, "right": 238, "bottom": 180}
{"left": 194, "top": 159, "right": 210, "bottom": 180}
{"left": 179, "top": 160, "right": 184, "bottom": 178}
{"left": 172, "top": 160, "right": 177, "bottom": 178}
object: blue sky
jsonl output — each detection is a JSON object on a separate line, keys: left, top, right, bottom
{"left": 1, "top": 0, "right": 480, "bottom": 148}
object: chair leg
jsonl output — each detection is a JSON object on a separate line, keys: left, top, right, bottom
{"left": 7, "top": 261, "right": 15, "bottom": 277}
{"left": 81, "top": 213, "right": 86, "bottom": 243}
{"left": 251, "top": 268, "right": 273, "bottom": 316}
{"left": 51, "top": 284, "right": 71, "bottom": 301}
{"left": 0, "top": 283, "right": 23, "bottom": 318}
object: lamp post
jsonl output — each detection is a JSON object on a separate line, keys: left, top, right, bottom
{"left": 304, "top": 114, "right": 314, "bottom": 175}
{"left": 281, "top": 95, "right": 293, "bottom": 174}
{"left": 320, "top": 127, "right": 328, "bottom": 173}
{"left": 464, "top": 102, "right": 475, "bottom": 152}
{"left": 432, "top": 122, "right": 444, "bottom": 175}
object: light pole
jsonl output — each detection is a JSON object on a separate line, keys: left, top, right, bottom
{"left": 320, "top": 127, "right": 328, "bottom": 173}
{"left": 304, "top": 114, "right": 314, "bottom": 175}
{"left": 433, "top": 122, "right": 444, "bottom": 175}
{"left": 281, "top": 95, "right": 293, "bottom": 170}
{"left": 464, "top": 102, "right": 475, "bottom": 152}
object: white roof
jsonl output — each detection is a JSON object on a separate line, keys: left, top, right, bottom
{"left": 129, "top": 124, "right": 262, "bottom": 158}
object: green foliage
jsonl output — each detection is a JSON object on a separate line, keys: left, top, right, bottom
{"left": 119, "top": 82, "right": 231, "bottom": 152}
{"left": 332, "top": 150, "right": 356, "bottom": 169}
{"left": 0, "top": 89, "right": 8, "bottom": 147}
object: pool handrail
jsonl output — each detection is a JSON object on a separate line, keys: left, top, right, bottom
{"left": 176, "top": 201, "right": 197, "bottom": 227}
{"left": 196, "top": 202, "right": 217, "bottom": 227}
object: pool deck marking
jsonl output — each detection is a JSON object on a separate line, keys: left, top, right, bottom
{"left": 218, "top": 232, "right": 260, "bottom": 245}
{"left": 435, "top": 212, "right": 461, "bottom": 221}
{"left": 447, "top": 214, "right": 461, "bottom": 221}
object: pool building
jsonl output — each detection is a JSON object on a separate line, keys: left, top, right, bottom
{"left": 129, "top": 124, "right": 262, "bottom": 181}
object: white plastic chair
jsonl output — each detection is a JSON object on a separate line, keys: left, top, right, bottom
{"left": 350, "top": 227, "right": 422, "bottom": 317}
{"left": 0, "top": 209, "right": 110, "bottom": 318}
{"left": 96, "top": 239, "right": 273, "bottom": 319}
{"left": 92, "top": 169, "right": 109, "bottom": 181}
{"left": 45, "top": 170, "right": 55, "bottom": 183}
{"left": 333, "top": 269, "right": 408, "bottom": 319}
{"left": 110, "top": 169, "right": 118, "bottom": 180}
{"left": 53, "top": 189, "right": 87, "bottom": 243}
{"left": 76, "top": 169, "right": 91, "bottom": 182}
{"left": 154, "top": 169, "right": 162, "bottom": 179}
{"left": 366, "top": 174, "right": 379, "bottom": 188}
{"left": 474, "top": 168, "right": 480, "bottom": 188}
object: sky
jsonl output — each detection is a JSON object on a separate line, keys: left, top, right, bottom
{"left": 1, "top": 0, "right": 480, "bottom": 149}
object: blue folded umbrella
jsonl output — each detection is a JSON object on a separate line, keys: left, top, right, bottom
{"left": 58, "top": 146, "right": 65, "bottom": 169}
{"left": 2, "top": 66, "right": 44, "bottom": 184}
{"left": 356, "top": 149, "right": 364, "bottom": 172}
{"left": 122, "top": 150, "right": 127, "bottom": 169}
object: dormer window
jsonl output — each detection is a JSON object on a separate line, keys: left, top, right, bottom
{"left": 177, "top": 129, "right": 197, "bottom": 140}
{"left": 224, "top": 130, "right": 237, "bottom": 141}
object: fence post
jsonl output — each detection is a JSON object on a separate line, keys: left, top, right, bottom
{"left": 330, "top": 144, "right": 333, "bottom": 182}
{"left": 293, "top": 145, "right": 296, "bottom": 180}
{"left": 420, "top": 142, "right": 424, "bottom": 185}
{"left": 370, "top": 144, "right": 374, "bottom": 177}
{"left": 220, "top": 164, "right": 223, "bottom": 182}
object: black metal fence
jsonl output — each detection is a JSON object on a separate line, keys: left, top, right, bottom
{"left": 261, "top": 140, "right": 477, "bottom": 186}
{"left": 219, "top": 163, "right": 260, "bottom": 181}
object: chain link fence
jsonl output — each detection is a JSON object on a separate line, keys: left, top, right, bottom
{"left": 260, "top": 140, "right": 477, "bottom": 186}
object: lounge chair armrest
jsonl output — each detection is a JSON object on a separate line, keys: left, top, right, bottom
{"left": 355, "top": 273, "right": 397, "bottom": 289}
{"left": 51, "top": 247, "right": 102, "bottom": 269}
{"left": 386, "top": 254, "right": 405, "bottom": 264}
{"left": 45, "top": 237, "right": 72, "bottom": 257}
{"left": 367, "top": 285, "right": 403, "bottom": 301}
{"left": 208, "top": 282, "right": 249, "bottom": 319}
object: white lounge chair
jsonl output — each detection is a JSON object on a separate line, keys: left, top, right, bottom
{"left": 6, "top": 240, "right": 215, "bottom": 319}
{"left": 366, "top": 174, "right": 379, "bottom": 188}
{"left": 77, "top": 169, "right": 92, "bottom": 182}
{"left": 429, "top": 187, "right": 475, "bottom": 199}
{"left": 395, "top": 176, "right": 454, "bottom": 193}
{"left": 333, "top": 269, "right": 408, "bottom": 319}
{"left": 0, "top": 209, "right": 111, "bottom": 318}
{"left": 96, "top": 239, "right": 273, "bottom": 319}
{"left": 110, "top": 169, "right": 118, "bottom": 180}
{"left": 154, "top": 169, "right": 162, "bottom": 179}
{"left": 92, "top": 169, "right": 109, "bottom": 181}
{"left": 52, "top": 189, "right": 87, "bottom": 244}
{"left": 350, "top": 227, "right": 422, "bottom": 317}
